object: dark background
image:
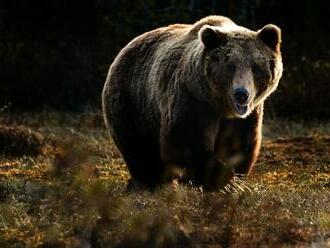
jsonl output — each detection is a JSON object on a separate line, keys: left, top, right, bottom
{"left": 0, "top": 0, "right": 329, "bottom": 119}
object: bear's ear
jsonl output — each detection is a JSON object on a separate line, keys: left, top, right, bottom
{"left": 258, "top": 24, "right": 281, "bottom": 52}
{"left": 199, "top": 25, "right": 227, "bottom": 49}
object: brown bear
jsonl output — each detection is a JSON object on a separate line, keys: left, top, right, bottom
{"left": 102, "top": 15, "right": 283, "bottom": 190}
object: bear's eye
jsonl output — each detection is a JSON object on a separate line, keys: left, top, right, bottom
{"left": 211, "top": 54, "right": 220, "bottom": 62}
{"left": 227, "top": 63, "right": 236, "bottom": 73}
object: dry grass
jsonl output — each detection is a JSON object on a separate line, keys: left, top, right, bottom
{"left": 0, "top": 111, "right": 329, "bottom": 247}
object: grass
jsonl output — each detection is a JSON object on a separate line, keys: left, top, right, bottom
{"left": 0, "top": 111, "right": 329, "bottom": 247}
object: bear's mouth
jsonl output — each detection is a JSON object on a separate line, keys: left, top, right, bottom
{"left": 234, "top": 102, "right": 248, "bottom": 115}
{"left": 229, "top": 93, "right": 250, "bottom": 117}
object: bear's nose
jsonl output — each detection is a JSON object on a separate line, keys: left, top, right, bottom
{"left": 234, "top": 88, "right": 249, "bottom": 105}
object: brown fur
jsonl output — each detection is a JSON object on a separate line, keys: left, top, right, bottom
{"left": 102, "top": 16, "right": 283, "bottom": 190}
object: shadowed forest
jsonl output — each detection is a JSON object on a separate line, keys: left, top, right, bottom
{"left": 0, "top": 0, "right": 329, "bottom": 118}
{"left": 0, "top": 1, "right": 329, "bottom": 247}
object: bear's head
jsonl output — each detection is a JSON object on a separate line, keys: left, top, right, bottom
{"left": 198, "top": 23, "right": 283, "bottom": 118}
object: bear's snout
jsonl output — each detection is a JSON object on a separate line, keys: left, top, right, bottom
{"left": 234, "top": 88, "right": 249, "bottom": 105}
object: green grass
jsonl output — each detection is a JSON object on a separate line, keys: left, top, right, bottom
{"left": 0, "top": 111, "right": 329, "bottom": 247}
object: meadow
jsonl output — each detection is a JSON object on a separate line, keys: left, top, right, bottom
{"left": 0, "top": 111, "right": 329, "bottom": 247}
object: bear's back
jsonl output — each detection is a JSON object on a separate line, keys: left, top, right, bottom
{"left": 119, "top": 15, "right": 234, "bottom": 56}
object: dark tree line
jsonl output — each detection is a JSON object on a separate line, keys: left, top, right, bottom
{"left": 0, "top": 0, "right": 329, "bottom": 118}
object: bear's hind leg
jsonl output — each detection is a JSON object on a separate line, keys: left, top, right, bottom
{"left": 111, "top": 115, "right": 167, "bottom": 190}
{"left": 105, "top": 90, "right": 168, "bottom": 190}
{"left": 119, "top": 139, "right": 168, "bottom": 190}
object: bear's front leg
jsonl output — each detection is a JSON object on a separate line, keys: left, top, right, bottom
{"left": 160, "top": 114, "right": 233, "bottom": 190}
{"left": 190, "top": 154, "right": 234, "bottom": 190}
{"left": 215, "top": 104, "right": 263, "bottom": 175}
